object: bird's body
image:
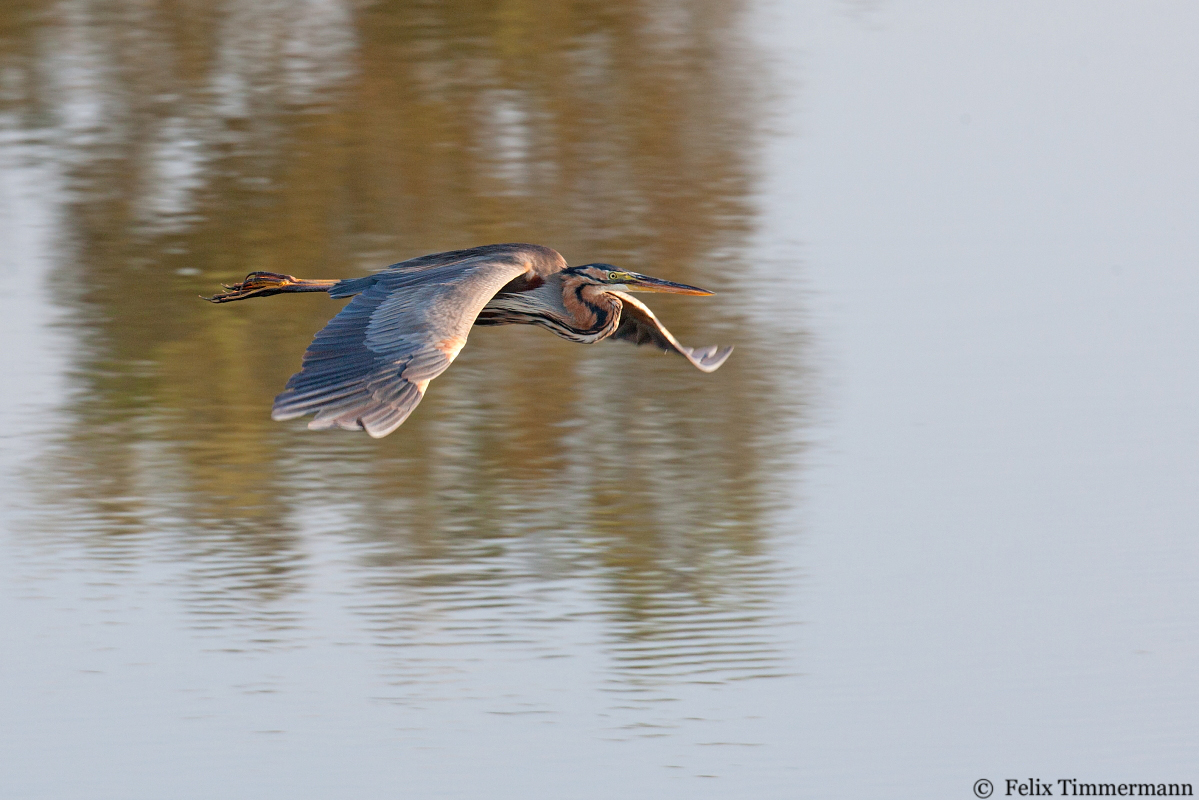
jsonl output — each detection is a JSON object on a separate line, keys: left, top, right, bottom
{"left": 206, "top": 243, "right": 731, "bottom": 438}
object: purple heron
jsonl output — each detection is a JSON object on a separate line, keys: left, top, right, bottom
{"left": 205, "top": 243, "right": 732, "bottom": 438}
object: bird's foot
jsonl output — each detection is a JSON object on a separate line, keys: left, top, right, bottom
{"left": 203, "top": 272, "right": 304, "bottom": 303}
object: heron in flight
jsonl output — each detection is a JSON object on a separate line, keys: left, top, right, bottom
{"left": 205, "top": 243, "right": 732, "bottom": 438}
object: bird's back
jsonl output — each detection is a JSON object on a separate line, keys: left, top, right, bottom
{"left": 330, "top": 243, "right": 566, "bottom": 299}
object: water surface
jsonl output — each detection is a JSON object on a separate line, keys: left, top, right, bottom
{"left": 2, "top": 2, "right": 1197, "bottom": 798}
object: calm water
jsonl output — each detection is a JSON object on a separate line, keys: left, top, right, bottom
{"left": 2, "top": 2, "right": 1197, "bottom": 798}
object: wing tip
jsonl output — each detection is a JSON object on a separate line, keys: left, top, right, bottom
{"left": 270, "top": 383, "right": 425, "bottom": 437}
{"left": 271, "top": 406, "right": 304, "bottom": 422}
{"left": 689, "top": 344, "right": 734, "bottom": 372}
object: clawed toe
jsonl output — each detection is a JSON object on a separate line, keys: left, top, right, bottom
{"left": 203, "top": 272, "right": 298, "bottom": 303}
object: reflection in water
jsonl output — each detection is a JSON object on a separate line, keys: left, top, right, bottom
{"left": 1, "top": 0, "right": 802, "bottom": 688}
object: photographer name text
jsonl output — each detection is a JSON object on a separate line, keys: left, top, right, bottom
{"left": 1005, "top": 779, "right": 1192, "bottom": 797}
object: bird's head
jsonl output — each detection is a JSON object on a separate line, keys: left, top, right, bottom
{"left": 564, "top": 264, "right": 714, "bottom": 295}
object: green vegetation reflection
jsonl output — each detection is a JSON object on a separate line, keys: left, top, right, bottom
{"left": 2, "top": 0, "right": 803, "bottom": 684}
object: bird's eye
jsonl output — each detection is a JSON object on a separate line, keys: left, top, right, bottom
{"left": 608, "top": 271, "right": 621, "bottom": 281}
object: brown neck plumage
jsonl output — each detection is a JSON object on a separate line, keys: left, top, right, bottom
{"left": 476, "top": 274, "right": 623, "bottom": 343}
{"left": 563, "top": 282, "right": 622, "bottom": 341}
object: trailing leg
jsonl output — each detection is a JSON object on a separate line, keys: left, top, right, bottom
{"left": 203, "top": 272, "right": 339, "bottom": 303}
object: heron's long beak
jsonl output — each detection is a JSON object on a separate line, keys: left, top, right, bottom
{"left": 623, "top": 273, "right": 714, "bottom": 296}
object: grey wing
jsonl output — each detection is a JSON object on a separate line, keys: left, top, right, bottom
{"left": 272, "top": 256, "right": 530, "bottom": 438}
{"left": 609, "top": 291, "right": 733, "bottom": 373}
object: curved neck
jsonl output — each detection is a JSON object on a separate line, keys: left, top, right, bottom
{"left": 560, "top": 282, "right": 622, "bottom": 342}
{"left": 476, "top": 277, "right": 623, "bottom": 343}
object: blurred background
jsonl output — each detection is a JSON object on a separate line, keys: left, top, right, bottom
{"left": 1, "top": 1, "right": 1197, "bottom": 798}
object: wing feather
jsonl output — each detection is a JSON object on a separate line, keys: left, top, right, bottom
{"left": 609, "top": 291, "right": 733, "bottom": 373}
{"left": 272, "top": 253, "right": 532, "bottom": 437}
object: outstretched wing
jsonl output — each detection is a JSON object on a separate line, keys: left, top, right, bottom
{"left": 608, "top": 291, "right": 733, "bottom": 373}
{"left": 273, "top": 255, "right": 531, "bottom": 438}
